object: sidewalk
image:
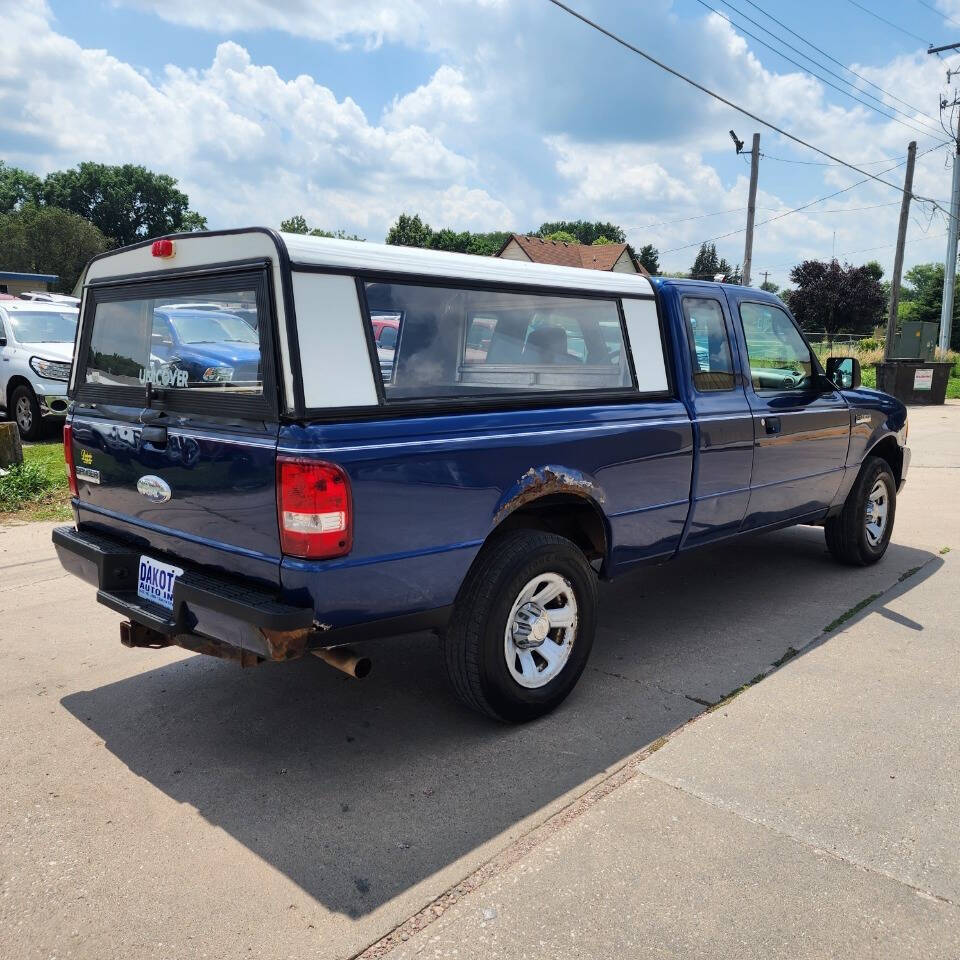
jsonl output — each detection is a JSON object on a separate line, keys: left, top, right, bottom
{"left": 382, "top": 404, "right": 960, "bottom": 959}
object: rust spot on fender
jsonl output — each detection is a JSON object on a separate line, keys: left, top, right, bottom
{"left": 494, "top": 465, "right": 602, "bottom": 524}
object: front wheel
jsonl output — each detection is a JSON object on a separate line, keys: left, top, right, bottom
{"left": 11, "top": 385, "right": 42, "bottom": 441}
{"left": 825, "top": 456, "right": 896, "bottom": 566}
{"left": 441, "top": 530, "right": 598, "bottom": 722}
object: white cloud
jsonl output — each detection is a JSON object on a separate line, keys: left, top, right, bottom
{"left": 3, "top": 0, "right": 956, "bottom": 280}
{"left": 383, "top": 66, "right": 475, "bottom": 133}
{"left": 113, "top": 0, "right": 510, "bottom": 50}
{"left": 1, "top": 0, "right": 513, "bottom": 237}
{"left": 114, "top": 0, "right": 432, "bottom": 49}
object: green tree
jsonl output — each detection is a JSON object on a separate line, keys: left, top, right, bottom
{"left": 386, "top": 212, "right": 434, "bottom": 247}
{"left": 690, "top": 242, "right": 732, "bottom": 280}
{"left": 788, "top": 259, "right": 887, "bottom": 343}
{"left": 0, "top": 161, "right": 43, "bottom": 214}
{"left": 536, "top": 220, "right": 626, "bottom": 245}
{"left": 635, "top": 243, "right": 660, "bottom": 274}
{"left": 463, "top": 231, "right": 512, "bottom": 256}
{"left": 41, "top": 162, "right": 206, "bottom": 246}
{"left": 545, "top": 230, "right": 578, "bottom": 245}
{"left": 280, "top": 215, "right": 364, "bottom": 239}
{"left": 0, "top": 205, "right": 111, "bottom": 293}
{"left": 592, "top": 235, "right": 611, "bottom": 245}
{"left": 900, "top": 262, "right": 960, "bottom": 349}
{"left": 280, "top": 215, "right": 309, "bottom": 234}
{"left": 385, "top": 213, "right": 509, "bottom": 255}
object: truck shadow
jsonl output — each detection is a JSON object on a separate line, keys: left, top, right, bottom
{"left": 61, "top": 526, "right": 939, "bottom": 920}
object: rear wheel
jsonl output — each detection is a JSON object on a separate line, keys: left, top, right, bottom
{"left": 11, "top": 385, "right": 41, "bottom": 441}
{"left": 441, "top": 530, "right": 598, "bottom": 722}
{"left": 825, "top": 456, "right": 896, "bottom": 566}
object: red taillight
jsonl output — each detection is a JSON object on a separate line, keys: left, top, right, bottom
{"left": 277, "top": 457, "right": 352, "bottom": 559}
{"left": 63, "top": 423, "right": 78, "bottom": 497}
{"left": 151, "top": 238, "right": 175, "bottom": 258}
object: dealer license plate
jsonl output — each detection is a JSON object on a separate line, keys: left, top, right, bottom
{"left": 137, "top": 555, "right": 183, "bottom": 610}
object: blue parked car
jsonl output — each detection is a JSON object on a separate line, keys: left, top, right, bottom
{"left": 53, "top": 230, "right": 909, "bottom": 721}
{"left": 147, "top": 307, "right": 261, "bottom": 389}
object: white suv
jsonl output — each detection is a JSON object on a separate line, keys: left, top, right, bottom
{"left": 0, "top": 301, "right": 78, "bottom": 440}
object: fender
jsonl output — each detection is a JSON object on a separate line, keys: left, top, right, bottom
{"left": 829, "top": 388, "right": 909, "bottom": 509}
{"left": 492, "top": 464, "right": 606, "bottom": 526}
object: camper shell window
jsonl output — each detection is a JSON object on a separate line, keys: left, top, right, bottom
{"left": 74, "top": 268, "right": 277, "bottom": 418}
{"left": 362, "top": 280, "right": 634, "bottom": 401}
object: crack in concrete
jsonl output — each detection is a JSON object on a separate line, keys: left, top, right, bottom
{"left": 588, "top": 666, "right": 700, "bottom": 705}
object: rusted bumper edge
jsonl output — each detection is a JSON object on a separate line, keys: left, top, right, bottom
{"left": 52, "top": 525, "right": 315, "bottom": 663}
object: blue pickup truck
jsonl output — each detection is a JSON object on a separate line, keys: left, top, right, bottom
{"left": 53, "top": 229, "right": 909, "bottom": 721}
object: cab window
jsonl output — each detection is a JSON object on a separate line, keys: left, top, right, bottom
{"left": 681, "top": 297, "right": 735, "bottom": 391}
{"left": 739, "top": 302, "right": 814, "bottom": 392}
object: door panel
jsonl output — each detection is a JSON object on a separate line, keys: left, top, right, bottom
{"left": 674, "top": 289, "right": 754, "bottom": 548}
{"left": 728, "top": 294, "right": 849, "bottom": 528}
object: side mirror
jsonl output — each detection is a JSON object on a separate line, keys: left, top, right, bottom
{"left": 825, "top": 356, "right": 861, "bottom": 390}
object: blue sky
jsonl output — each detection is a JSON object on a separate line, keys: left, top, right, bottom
{"left": 5, "top": 0, "right": 960, "bottom": 286}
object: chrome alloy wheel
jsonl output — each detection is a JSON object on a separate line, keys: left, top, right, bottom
{"left": 15, "top": 395, "right": 33, "bottom": 433}
{"left": 864, "top": 477, "right": 889, "bottom": 547}
{"left": 504, "top": 573, "right": 578, "bottom": 689}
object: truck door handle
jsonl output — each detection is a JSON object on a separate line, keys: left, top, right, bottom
{"left": 761, "top": 416, "right": 781, "bottom": 435}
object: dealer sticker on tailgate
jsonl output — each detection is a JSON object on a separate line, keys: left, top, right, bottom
{"left": 137, "top": 556, "right": 183, "bottom": 610}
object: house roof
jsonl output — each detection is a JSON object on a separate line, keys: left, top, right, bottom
{"left": 0, "top": 271, "right": 59, "bottom": 282}
{"left": 496, "top": 234, "right": 648, "bottom": 275}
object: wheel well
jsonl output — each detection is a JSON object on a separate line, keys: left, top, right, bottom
{"left": 867, "top": 435, "right": 903, "bottom": 487}
{"left": 6, "top": 376, "right": 32, "bottom": 410}
{"left": 488, "top": 494, "right": 609, "bottom": 569}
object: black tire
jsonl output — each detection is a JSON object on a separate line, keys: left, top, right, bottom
{"left": 824, "top": 456, "right": 896, "bottom": 566}
{"left": 11, "top": 385, "right": 42, "bottom": 441}
{"left": 441, "top": 530, "right": 598, "bottom": 722}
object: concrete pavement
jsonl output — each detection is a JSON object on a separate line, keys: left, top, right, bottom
{"left": 1, "top": 403, "right": 957, "bottom": 958}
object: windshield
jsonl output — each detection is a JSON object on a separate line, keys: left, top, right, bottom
{"left": 167, "top": 312, "right": 258, "bottom": 344}
{"left": 8, "top": 310, "right": 77, "bottom": 343}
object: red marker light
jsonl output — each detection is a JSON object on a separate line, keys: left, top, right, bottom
{"left": 151, "top": 238, "right": 175, "bottom": 258}
{"left": 63, "top": 423, "right": 78, "bottom": 497}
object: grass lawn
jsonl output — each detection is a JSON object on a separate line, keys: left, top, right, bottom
{"left": 0, "top": 439, "right": 72, "bottom": 524}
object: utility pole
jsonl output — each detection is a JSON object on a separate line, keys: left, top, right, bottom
{"left": 743, "top": 132, "right": 760, "bottom": 287}
{"left": 940, "top": 115, "right": 960, "bottom": 353}
{"left": 761, "top": 270, "right": 770, "bottom": 288}
{"left": 928, "top": 41, "right": 960, "bottom": 353}
{"left": 885, "top": 141, "right": 917, "bottom": 361}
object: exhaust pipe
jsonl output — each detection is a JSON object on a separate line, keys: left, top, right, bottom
{"left": 313, "top": 646, "right": 372, "bottom": 679}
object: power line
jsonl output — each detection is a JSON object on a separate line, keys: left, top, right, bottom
{"left": 756, "top": 231, "right": 949, "bottom": 273}
{"left": 844, "top": 0, "right": 932, "bottom": 46}
{"left": 808, "top": 201, "right": 902, "bottom": 214}
{"left": 740, "top": 0, "right": 940, "bottom": 121}
{"left": 544, "top": 0, "right": 953, "bottom": 217}
{"left": 915, "top": 0, "right": 960, "bottom": 32}
{"left": 694, "top": 0, "right": 946, "bottom": 139}
{"left": 661, "top": 155, "right": 919, "bottom": 255}
{"left": 630, "top": 207, "right": 745, "bottom": 230}
{"left": 760, "top": 152, "right": 905, "bottom": 166}
{"left": 629, "top": 200, "right": 900, "bottom": 238}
